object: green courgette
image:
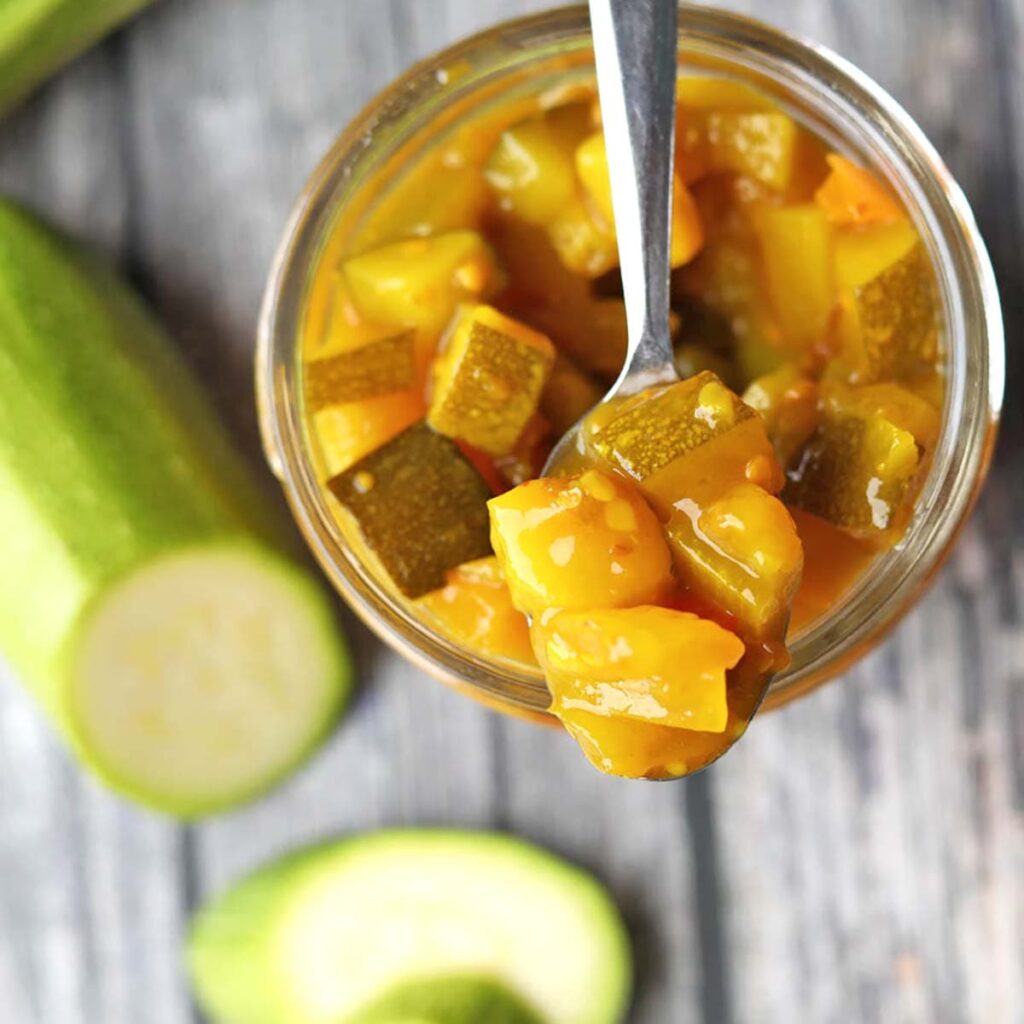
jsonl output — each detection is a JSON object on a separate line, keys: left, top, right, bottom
{"left": 187, "top": 830, "right": 632, "bottom": 1024}
{"left": 0, "top": 199, "right": 350, "bottom": 816}
{"left": 0, "top": 0, "right": 155, "bottom": 115}
{"left": 328, "top": 421, "right": 493, "bottom": 598}
{"left": 347, "top": 975, "right": 545, "bottom": 1024}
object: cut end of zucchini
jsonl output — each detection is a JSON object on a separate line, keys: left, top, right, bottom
{"left": 64, "top": 543, "right": 349, "bottom": 817}
{"left": 272, "top": 832, "right": 630, "bottom": 1024}
{"left": 188, "top": 830, "right": 631, "bottom": 1024}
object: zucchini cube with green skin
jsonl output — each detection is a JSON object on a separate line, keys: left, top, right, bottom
{"left": 755, "top": 203, "right": 835, "bottom": 352}
{"left": 584, "top": 370, "right": 782, "bottom": 516}
{"left": 428, "top": 305, "right": 555, "bottom": 456}
{"left": 844, "top": 241, "right": 939, "bottom": 383}
{"left": 785, "top": 382, "right": 940, "bottom": 540}
{"left": 328, "top": 422, "right": 493, "bottom": 597}
{"left": 304, "top": 329, "right": 416, "bottom": 411}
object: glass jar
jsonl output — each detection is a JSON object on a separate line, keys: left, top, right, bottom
{"left": 256, "top": 5, "right": 1003, "bottom": 719}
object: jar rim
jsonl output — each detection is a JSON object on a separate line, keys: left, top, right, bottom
{"left": 256, "top": 4, "right": 1004, "bottom": 714}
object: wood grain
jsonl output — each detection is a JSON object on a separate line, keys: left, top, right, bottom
{"left": 0, "top": 1, "right": 1020, "bottom": 1022}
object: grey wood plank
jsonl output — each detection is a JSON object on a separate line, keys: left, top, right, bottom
{"left": 703, "top": 0, "right": 1024, "bottom": 1021}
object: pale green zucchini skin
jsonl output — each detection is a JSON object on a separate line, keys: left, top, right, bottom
{"left": 347, "top": 975, "right": 546, "bottom": 1024}
{"left": 0, "top": 0, "right": 155, "bottom": 115}
{"left": 187, "top": 830, "right": 633, "bottom": 1024}
{"left": 0, "top": 199, "right": 350, "bottom": 815}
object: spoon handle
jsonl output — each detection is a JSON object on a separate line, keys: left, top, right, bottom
{"left": 589, "top": 0, "right": 679, "bottom": 390}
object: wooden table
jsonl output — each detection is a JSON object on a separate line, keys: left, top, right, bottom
{"left": 0, "top": 2, "right": 1020, "bottom": 1021}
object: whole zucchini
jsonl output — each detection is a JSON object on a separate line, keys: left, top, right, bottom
{"left": 0, "top": 199, "right": 351, "bottom": 816}
{"left": 0, "top": 0, "right": 154, "bottom": 115}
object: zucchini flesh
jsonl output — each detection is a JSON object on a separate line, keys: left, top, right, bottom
{"left": 65, "top": 545, "right": 345, "bottom": 813}
{"left": 0, "top": 200, "right": 350, "bottom": 815}
{"left": 187, "top": 830, "right": 632, "bottom": 1024}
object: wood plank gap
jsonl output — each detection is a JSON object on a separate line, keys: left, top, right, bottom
{"left": 107, "top": 29, "right": 145, "bottom": 293}
{"left": 62, "top": 763, "right": 102, "bottom": 1023}
{"left": 489, "top": 713, "right": 511, "bottom": 831}
{"left": 683, "top": 771, "right": 735, "bottom": 1024}
{"left": 176, "top": 826, "right": 206, "bottom": 1024}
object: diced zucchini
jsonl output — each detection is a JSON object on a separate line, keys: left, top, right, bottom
{"left": 484, "top": 107, "right": 590, "bottom": 226}
{"left": 537, "top": 606, "right": 743, "bottom": 731}
{"left": 755, "top": 203, "right": 836, "bottom": 351}
{"left": 841, "top": 241, "right": 939, "bottom": 383}
{"left": 548, "top": 195, "right": 618, "bottom": 278}
{"left": 525, "top": 297, "right": 629, "bottom": 380}
{"left": 557, "top": 706, "right": 728, "bottom": 780}
{"left": 428, "top": 305, "right": 555, "bottom": 456}
{"left": 328, "top": 422, "right": 493, "bottom": 597}
{"left": 674, "top": 341, "right": 741, "bottom": 392}
{"left": 834, "top": 219, "right": 919, "bottom": 290}
{"left": 669, "top": 177, "right": 707, "bottom": 267}
{"left": 488, "top": 470, "right": 672, "bottom": 616}
{"left": 310, "top": 389, "right": 425, "bottom": 478}
{"left": 540, "top": 353, "right": 604, "bottom": 436}
{"left": 304, "top": 330, "right": 416, "bottom": 410}
{"left": 487, "top": 216, "right": 626, "bottom": 379}
{"left": 704, "top": 111, "right": 799, "bottom": 189}
{"left": 584, "top": 371, "right": 781, "bottom": 514}
{"left": 665, "top": 482, "right": 803, "bottom": 641}
{"left": 342, "top": 231, "right": 500, "bottom": 338}
{"left": 674, "top": 182, "right": 784, "bottom": 382}
{"left": 785, "top": 382, "right": 940, "bottom": 540}
{"left": 303, "top": 274, "right": 396, "bottom": 360}
{"left": 418, "top": 557, "right": 535, "bottom": 665}
{"left": 575, "top": 133, "right": 704, "bottom": 267}
{"left": 743, "top": 365, "right": 821, "bottom": 468}
{"left": 573, "top": 134, "right": 616, "bottom": 225}
{"left": 675, "top": 115, "right": 711, "bottom": 185}
{"left": 493, "top": 413, "right": 553, "bottom": 489}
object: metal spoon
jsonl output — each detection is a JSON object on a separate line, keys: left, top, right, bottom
{"left": 543, "top": 0, "right": 681, "bottom": 474}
